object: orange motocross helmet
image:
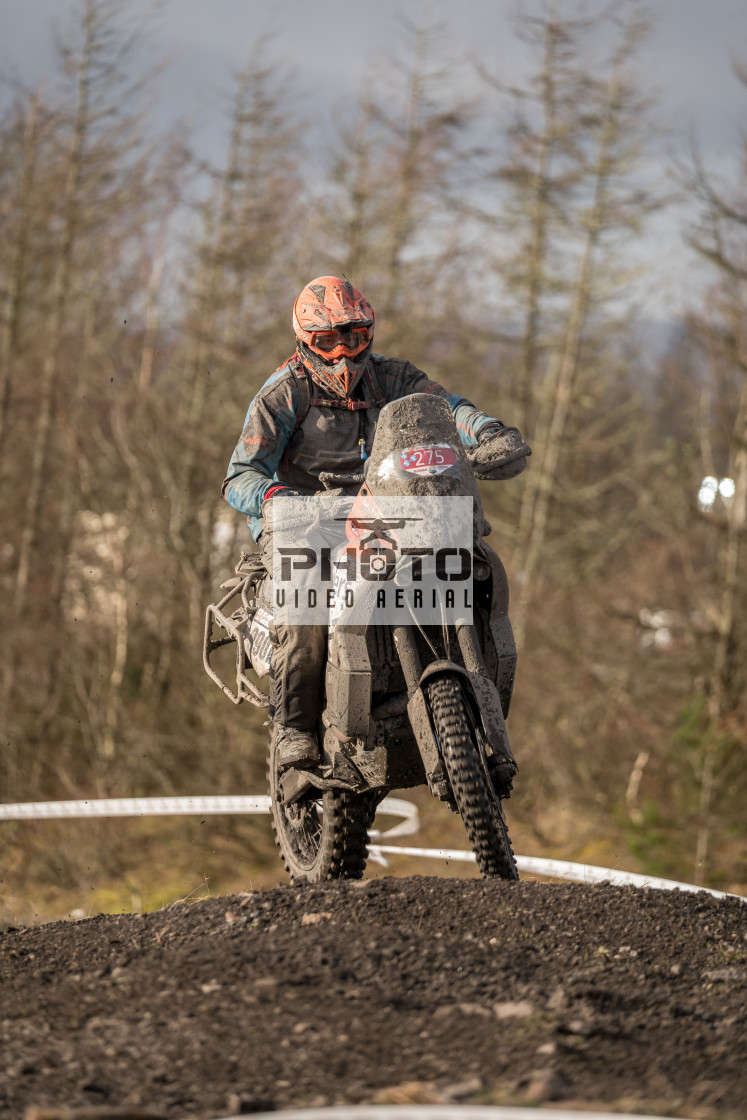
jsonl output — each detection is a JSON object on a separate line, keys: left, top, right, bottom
{"left": 292, "top": 276, "right": 375, "bottom": 398}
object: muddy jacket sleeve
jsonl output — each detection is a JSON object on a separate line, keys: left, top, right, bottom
{"left": 372, "top": 356, "right": 502, "bottom": 447}
{"left": 222, "top": 368, "right": 298, "bottom": 534}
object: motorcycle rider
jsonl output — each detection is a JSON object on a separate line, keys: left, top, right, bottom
{"left": 223, "top": 276, "right": 528, "bottom": 771}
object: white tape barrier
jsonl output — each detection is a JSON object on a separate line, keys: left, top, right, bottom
{"left": 369, "top": 796, "right": 421, "bottom": 839}
{"left": 1, "top": 795, "right": 743, "bottom": 901}
{"left": 0, "top": 795, "right": 272, "bottom": 821}
{"left": 227, "top": 1107, "right": 700, "bottom": 1120}
{"left": 368, "top": 844, "right": 745, "bottom": 902}
{"left": 0, "top": 794, "right": 419, "bottom": 847}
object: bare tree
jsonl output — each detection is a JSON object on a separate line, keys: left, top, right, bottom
{"left": 319, "top": 15, "right": 473, "bottom": 353}
{"left": 0, "top": 0, "right": 166, "bottom": 775}
{"left": 476, "top": 1, "right": 600, "bottom": 436}
{"left": 0, "top": 92, "right": 49, "bottom": 459}
{"left": 683, "top": 115, "right": 747, "bottom": 880}
{"left": 495, "top": 3, "right": 660, "bottom": 640}
{"left": 10, "top": 0, "right": 155, "bottom": 614}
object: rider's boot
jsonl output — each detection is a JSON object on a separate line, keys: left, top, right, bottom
{"left": 275, "top": 725, "right": 320, "bottom": 771}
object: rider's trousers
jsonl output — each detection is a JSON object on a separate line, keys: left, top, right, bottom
{"left": 269, "top": 618, "right": 327, "bottom": 728}
{"left": 259, "top": 529, "right": 327, "bottom": 729}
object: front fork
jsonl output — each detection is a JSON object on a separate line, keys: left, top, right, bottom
{"left": 395, "top": 624, "right": 518, "bottom": 801}
{"left": 392, "top": 625, "right": 422, "bottom": 695}
{"left": 393, "top": 623, "right": 487, "bottom": 692}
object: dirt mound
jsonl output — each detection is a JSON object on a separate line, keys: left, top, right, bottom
{"left": 1, "top": 876, "right": 746, "bottom": 1119}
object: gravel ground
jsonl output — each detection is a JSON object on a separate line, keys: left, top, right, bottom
{"left": 1, "top": 876, "right": 746, "bottom": 1119}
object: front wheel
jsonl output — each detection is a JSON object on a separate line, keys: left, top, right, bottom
{"left": 268, "top": 731, "right": 374, "bottom": 883}
{"left": 425, "top": 674, "right": 518, "bottom": 880}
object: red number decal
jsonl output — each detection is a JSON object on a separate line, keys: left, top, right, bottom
{"left": 400, "top": 444, "right": 457, "bottom": 473}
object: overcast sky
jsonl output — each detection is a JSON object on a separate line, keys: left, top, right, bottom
{"left": 2, "top": 0, "right": 746, "bottom": 315}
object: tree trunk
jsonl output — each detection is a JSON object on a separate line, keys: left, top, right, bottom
{"left": 513, "top": 40, "right": 628, "bottom": 644}
{"left": 13, "top": 1, "right": 95, "bottom": 613}
{"left": 0, "top": 94, "right": 42, "bottom": 462}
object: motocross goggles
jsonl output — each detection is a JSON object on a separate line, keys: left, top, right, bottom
{"left": 309, "top": 323, "right": 373, "bottom": 359}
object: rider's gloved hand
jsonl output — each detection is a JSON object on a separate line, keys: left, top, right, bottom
{"left": 261, "top": 485, "right": 306, "bottom": 533}
{"left": 469, "top": 424, "right": 532, "bottom": 480}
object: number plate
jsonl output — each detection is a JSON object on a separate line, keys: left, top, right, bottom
{"left": 399, "top": 444, "right": 457, "bottom": 475}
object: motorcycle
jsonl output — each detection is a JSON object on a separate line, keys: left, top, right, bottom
{"left": 204, "top": 392, "right": 529, "bottom": 882}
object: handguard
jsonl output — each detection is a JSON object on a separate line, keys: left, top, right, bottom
{"left": 468, "top": 426, "right": 532, "bottom": 481}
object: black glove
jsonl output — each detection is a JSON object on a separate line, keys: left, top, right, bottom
{"left": 468, "top": 425, "right": 532, "bottom": 480}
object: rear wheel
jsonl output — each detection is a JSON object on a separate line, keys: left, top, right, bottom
{"left": 268, "top": 731, "right": 375, "bottom": 882}
{"left": 425, "top": 674, "right": 518, "bottom": 880}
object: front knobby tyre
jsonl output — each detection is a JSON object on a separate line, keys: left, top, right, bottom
{"left": 268, "top": 731, "right": 374, "bottom": 883}
{"left": 425, "top": 674, "right": 519, "bottom": 880}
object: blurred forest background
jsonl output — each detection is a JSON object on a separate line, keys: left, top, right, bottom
{"left": 1, "top": 0, "right": 746, "bottom": 919}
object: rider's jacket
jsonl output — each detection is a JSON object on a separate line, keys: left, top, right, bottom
{"left": 223, "top": 353, "right": 501, "bottom": 541}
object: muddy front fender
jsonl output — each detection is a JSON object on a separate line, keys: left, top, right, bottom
{"left": 407, "top": 660, "right": 517, "bottom": 799}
